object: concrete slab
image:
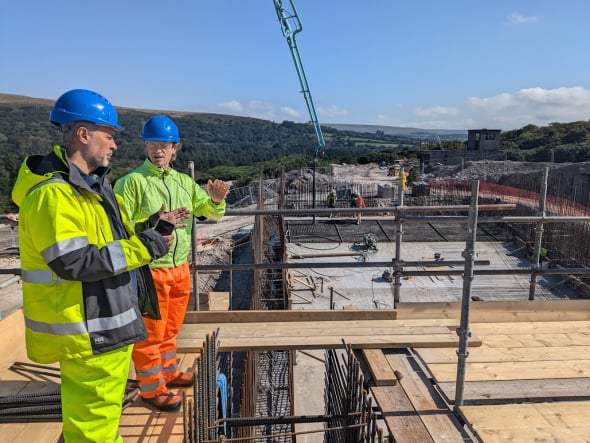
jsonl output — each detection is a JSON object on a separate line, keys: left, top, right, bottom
{"left": 286, "top": 240, "right": 580, "bottom": 311}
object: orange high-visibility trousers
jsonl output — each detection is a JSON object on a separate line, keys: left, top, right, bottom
{"left": 132, "top": 262, "right": 191, "bottom": 398}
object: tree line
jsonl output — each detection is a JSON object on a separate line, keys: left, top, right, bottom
{"left": 1, "top": 96, "right": 590, "bottom": 212}
{"left": 0, "top": 100, "right": 417, "bottom": 212}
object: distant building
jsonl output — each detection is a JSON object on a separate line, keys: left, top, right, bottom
{"left": 466, "top": 129, "right": 501, "bottom": 152}
{"left": 418, "top": 128, "right": 502, "bottom": 168}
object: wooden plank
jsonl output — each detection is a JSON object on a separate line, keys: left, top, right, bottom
{"left": 179, "top": 323, "right": 456, "bottom": 339}
{"left": 0, "top": 310, "right": 63, "bottom": 443}
{"left": 395, "top": 300, "right": 590, "bottom": 322}
{"left": 385, "top": 352, "right": 467, "bottom": 442}
{"left": 471, "top": 320, "right": 590, "bottom": 336}
{"left": 428, "top": 360, "right": 590, "bottom": 383}
{"left": 119, "top": 401, "right": 186, "bottom": 442}
{"left": 184, "top": 309, "right": 398, "bottom": 324}
{"left": 0, "top": 310, "right": 28, "bottom": 374}
{"left": 459, "top": 401, "right": 590, "bottom": 442}
{"left": 0, "top": 423, "right": 63, "bottom": 443}
{"left": 474, "top": 426, "right": 590, "bottom": 443}
{"left": 371, "top": 385, "right": 434, "bottom": 443}
{"left": 120, "top": 355, "right": 198, "bottom": 442}
{"left": 362, "top": 349, "right": 397, "bottom": 386}
{"left": 291, "top": 277, "right": 316, "bottom": 290}
{"left": 182, "top": 318, "right": 458, "bottom": 331}
{"left": 178, "top": 332, "right": 478, "bottom": 352}
{"left": 177, "top": 318, "right": 480, "bottom": 352}
{"left": 417, "top": 345, "right": 590, "bottom": 364}
{"left": 481, "top": 332, "right": 590, "bottom": 348}
{"left": 199, "top": 291, "right": 230, "bottom": 311}
{"left": 437, "top": 378, "right": 590, "bottom": 404}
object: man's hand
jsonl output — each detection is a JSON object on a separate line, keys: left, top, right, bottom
{"left": 161, "top": 234, "right": 175, "bottom": 248}
{"left": 158, "top": 203, "right": 191, "bottom": 229}
{"left": 207, "top": 179, "right": 230, "bottom": 205}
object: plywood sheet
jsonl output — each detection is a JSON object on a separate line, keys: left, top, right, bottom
{"left": 438, "top": 378, "right": 590, "bottom": 404}
{"left": 459, "top": 402, "right": 590, "bottom": 442}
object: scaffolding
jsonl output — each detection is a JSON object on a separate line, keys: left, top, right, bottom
{"left": 186, "top": 171, "right": 590, "bottom": 441}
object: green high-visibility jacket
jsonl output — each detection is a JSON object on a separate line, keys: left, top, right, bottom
{"left": 11, "top": 146, "right": 168, "bottom": 363}
{"left": 114, "top": 159, "right": 226, "bottom": 269}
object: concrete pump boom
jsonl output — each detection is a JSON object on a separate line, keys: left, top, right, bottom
{"left": 273, "top": 0, "right": 325, "bottom": 216}
{"left": 273, "top": 0, "right": 325, "bottom": 155}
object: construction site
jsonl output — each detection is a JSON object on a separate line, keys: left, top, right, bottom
{"left": 2, "top": 160, "right": 590, "bottom": 442}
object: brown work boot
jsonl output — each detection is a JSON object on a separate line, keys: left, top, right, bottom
{"left": 167, "top": 371, "right": 194, "bottom": 388}
{"left": 143, "top": 390, "right": 182, "bottom": 412}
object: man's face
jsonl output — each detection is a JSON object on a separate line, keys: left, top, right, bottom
{"left": 84, "top": 126, "right": 118, "bottom": 170}
{"left": 145, "top": 141, "right": 177, "bottom": 169}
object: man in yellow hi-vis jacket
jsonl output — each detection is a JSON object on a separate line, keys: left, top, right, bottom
{"left": 11, "top": 89, "right": 179, "bottom": 442}
{"left": 114, "top": 115, "right": 229, "bottom": 411}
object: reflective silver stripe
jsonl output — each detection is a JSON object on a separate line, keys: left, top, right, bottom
{"left": 139, "top": 379, "right": 165, "bottom": 394}
{"left": 25, "top": 176, "right": 69, "bottom": 197}
{"left": 161, "top": 350, "right": 176, "bottom": 361}
{"left": 24, "top": 315, "right": 87, "bottom": 336}
{"left": 21, "top": 269, "right": 69, "bottom": 283}
{"left": 162, "top": 363, "right": 178, "bottom": 375}
{"left": 41, "top": 236, "right": 89, "bottom": 263}
{"left": 105, "top": 241, "right": 128, "bottom": 274}
{"left": 137, "top": 364, "right": 163, "bottom": 378}
{"left": 87, "top": 307, "right": 138, "bottom": 333}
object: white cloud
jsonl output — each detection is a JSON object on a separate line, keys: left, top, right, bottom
{"left": 213, "top": 100, "right": 310, "bottom": 122}
{"left": 214, "top": 87, "right": 590, "bottom": 131}
{"left": 414, "top": 106, "right": 460, "bottom": 117}
{"left": 215, "top": 100, "right": 244, "bottom": 114}
{"left": 505, "top": 13, "right": 538, "bottom": 25}
{"left": 280, "top": 106, "right": 300, "bottom": 118}
{"left": 214, "top": 99, "right": 284, "bottom": 121}
{"left": 376, "top": 86, "right": 590, "bottom": 131}
{"left": 317, "top": 105, "right": 349, "bottom": 118}
{"left": 465, "top": 86, "right": 590, "bottom": 129}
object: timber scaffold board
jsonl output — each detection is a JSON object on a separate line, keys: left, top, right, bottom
{"left": 177, "top": 309, "right": 481, "bottom": 352}
{"left": 400, "top": 300, "right": 590, "bottom": 442}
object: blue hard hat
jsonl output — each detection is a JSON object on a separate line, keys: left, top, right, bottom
{"left": 49, "top": 89, "right": 123, "bottom": 131}
{"left": 141, "top": 115, "right": 180, "bottom": 143}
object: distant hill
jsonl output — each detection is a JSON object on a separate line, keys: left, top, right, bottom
{"left": 0, "top": 92, "right": 268, "bottom": 124}
{"left": 0, "top": 92, "right": 427, "bottom": 212}
{"left": 323, "top": 123, "right": 467, "bottom": 140}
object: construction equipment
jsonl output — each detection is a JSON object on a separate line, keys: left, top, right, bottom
{"left": 273, "top": 0, "right": 325, "bottom": 215}
{"left": 381, "top": 270, "right": 393, "bottom": 282}
{"left": 364, "top": 233, "right": 378, "bottom": 251}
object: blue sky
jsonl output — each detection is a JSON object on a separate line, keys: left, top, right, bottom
{"left": 2, "top": 0, "right": 589, "bottom": 131}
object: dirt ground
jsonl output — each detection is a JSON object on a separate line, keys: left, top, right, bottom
{"left": 331, "top": 163, "right": 401, "bottom": 186}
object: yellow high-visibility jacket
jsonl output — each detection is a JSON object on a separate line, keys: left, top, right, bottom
{"left": 114, "top": 159, "right": 226, "bottom": 269}
{"left": 11, "top": 146, "right": 168, "bottom": 363}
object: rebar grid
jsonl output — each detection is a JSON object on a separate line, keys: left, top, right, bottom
{"left": 324, "top": 345, "right": 384, "bottom": 442}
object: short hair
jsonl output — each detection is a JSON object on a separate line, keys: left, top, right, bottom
{"left": 61, "top": 121, "right": 97, "bottom": 146}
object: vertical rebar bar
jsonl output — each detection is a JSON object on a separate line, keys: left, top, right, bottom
{"left": 208, "top": 333, "right": 217, "bottom": 440}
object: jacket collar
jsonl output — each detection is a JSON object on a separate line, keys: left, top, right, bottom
{"left": 143, "top": 158, "right": 173, "bottom": 177}
{"left": 54, "top": 145, "right": 110, "bottom": 194}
